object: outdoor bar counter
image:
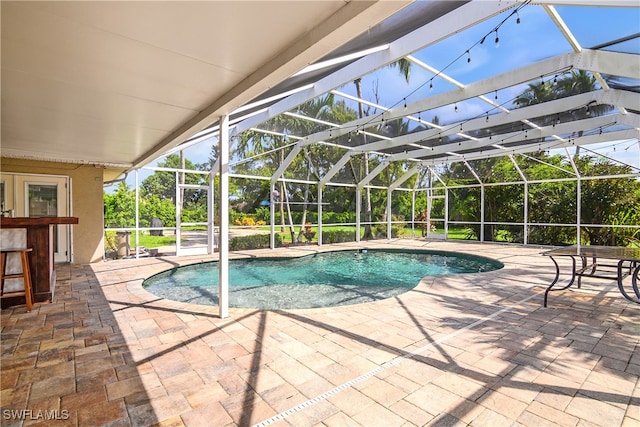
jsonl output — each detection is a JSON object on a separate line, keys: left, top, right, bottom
{"left": 0, "top": 216, "right": 78, "bottom": 306}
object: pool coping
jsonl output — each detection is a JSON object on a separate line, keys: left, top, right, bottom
{"left": 115, "top": 239, "right": 554, "bottom": 317}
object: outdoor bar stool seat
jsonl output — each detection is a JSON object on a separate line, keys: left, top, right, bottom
{"left": 0, "top": 248, "right": 34, "bottom": 312}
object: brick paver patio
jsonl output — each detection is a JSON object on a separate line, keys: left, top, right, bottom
{"left": 1, "top": 240, "right": 638, "bottom": 426}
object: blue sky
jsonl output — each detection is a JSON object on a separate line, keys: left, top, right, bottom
{"left": 118, "top": 2, "right": 638, "bottom": 190}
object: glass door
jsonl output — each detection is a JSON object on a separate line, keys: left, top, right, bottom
{"left": 15, "top": 175, "right": 70, "bottom": 262}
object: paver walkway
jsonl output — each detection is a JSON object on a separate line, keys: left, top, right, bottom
{"left": 1, "top": 240, "right": 638, "bottom": 426}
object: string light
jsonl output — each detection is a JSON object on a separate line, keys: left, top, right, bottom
{"left": 454, "top": 103, "right": 458, "bottom": 113}
{"left": 357, "top": 1, "right": 532, "bottom": 135}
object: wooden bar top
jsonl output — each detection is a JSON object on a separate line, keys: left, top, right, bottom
{"left": 0, "top": 216, "right": 79, "bottom": 307}
{"left": 0, "top": 216, "right": 79, "bottom": 227}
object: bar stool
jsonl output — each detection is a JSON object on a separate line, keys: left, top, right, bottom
{"left": 0, "top": 248, "right": 34, "bottom": 312}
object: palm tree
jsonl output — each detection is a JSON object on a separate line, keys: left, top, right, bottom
{"left": 354, "top": 58, "right": 412, "bottom": 239}
{"left": 233, "top": 95, "right": 338, "bottom": 242}
{"left": 513, "top": 80, "right": 556, "bottom": 108}
{"left": 514, "top": 69, "right": 613, "bottom": 156}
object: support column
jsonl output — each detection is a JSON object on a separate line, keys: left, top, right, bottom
{"left": 270, "top": 182, "right": 276, "bottom": 249}
{"left": 411, "top": 190, "right": 416, "bottom": 238}
{"left": 317, "top": 185, "right": 323, "bottom": 246}
{"left": 135, "top": 169, "right": 140, "bottom": 260}
{"left": 480, "top": 185, "right": 485, "bottom": 242}
{"left": 387, "top": 189, "right": 392, "bottom": 240}
{"left": 576, "top": 178, "right": 582, "bottom": 246}
{"left": 175, "top": 171, "right": 181, "bottom": 255}
{"left": 208, "top": 167, "right": 215, "bottom": 254}
{"left": 355, "top": 187, "right": 361, "bottom": 243}
{"left": 523, "top": 182, "right": 528, "bottom": 245}
{"left": 218, "top": 115, "right": 230, "bottom": 319}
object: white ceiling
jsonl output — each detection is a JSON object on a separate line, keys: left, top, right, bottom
{"left": 1, "top": 0, "right": 411, "bottom": 173}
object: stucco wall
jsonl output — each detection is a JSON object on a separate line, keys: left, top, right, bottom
{"left": 1, "top": 158, "right": 105, "bottom": 263}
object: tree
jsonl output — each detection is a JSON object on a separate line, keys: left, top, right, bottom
{"left": 104, "top": 182, "right": 136, "bottom": 228}
{"left": 140, "top": 154, "right": 205, "bottom": 202}
{"left": 233, "top": 95, "right": 344, "bottom": 241}
{"left": 577, "top": 158, "right": 640, "bottom": 245}
{"left": 355, "top": 58, "right": 413, "bottom": 239}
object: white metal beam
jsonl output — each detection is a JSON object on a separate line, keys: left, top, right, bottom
{"left": 389, "top": 113, "right": 637, "bottom": 162}
{"left": 218, "top": 115, "right": 230, "bottom": 319}
{"left": 419, "top": 129, "right": 639, "bottom": 166}
{"left": 351, "top": 88, "right": 638, "bottom": 155}
{"left": 319, "top": 154, "right": 354, "bottom": 185}
{"left": 357, "top": 161, "right": 388, "bottom": 190}
{"left": 287, "top": 50, "right": 638, "bottom": 155}
{"left": 230, "top": 1, "right": 516, "bottom": 138}
{"left": 390, "top": 165, "right": 422, "bottom": 191}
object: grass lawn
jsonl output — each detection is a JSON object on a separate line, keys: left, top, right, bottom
{"left": 118, "top": 225, "right": 640, "bottom": 248}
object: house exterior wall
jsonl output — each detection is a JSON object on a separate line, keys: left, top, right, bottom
{"left": 1, "top": 158, "right": 105, "bottom": 263}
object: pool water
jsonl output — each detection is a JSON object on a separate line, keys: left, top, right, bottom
{"left": 143, "top": 249, "right": 502, "bottom": 309}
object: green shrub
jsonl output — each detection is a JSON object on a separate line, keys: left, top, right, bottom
{"left": 322, "top": 229, "right": 356, "bottom": 244}
{"left": 254, "top": 207, "right": 271, "bottom": 223}
{"left": 323, "top": 211, "right": 355, "bottom": 224}
{"left": 372, "top": 225, "right": 400, "bottom": 239}
{"left": 230, "top": 233, "right": 282, "bottom": 250}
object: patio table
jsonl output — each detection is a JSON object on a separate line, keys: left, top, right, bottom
{"left": 541, "top": 245, "right": 640, "bottom": 307}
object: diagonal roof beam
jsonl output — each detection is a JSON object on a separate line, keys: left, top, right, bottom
{"left": 319, "top": 153, "right": 354, "bottom": 186}
{"left": 271, "top": 145, "right": 303, "bottom": 184}
{"left": 357, "top": 161, "right": 389, "bottom": 190}
{"left": 389, "top": 113, "right": 639, "bottom": 162}
{"left": 419, "top": 128, "right": 639, "bottom": 167}
{"left": 543, "top": 4, "right": 626, "bottom": 115}
{"left": 407, "top": 55, "right": 509, "bottom": 113}
{"left": 389, "top": 164, "right": 422, "bottom": 191}
{"left": 532, "top": 0, "right": 637, "bottom": 7}
{"left": 351, "top": 88, "right": 639, "bottom": 154}
{"left": 292, "top": 50, "right": 636, "bottom": 151}
{"left": 230, "top": 1, "right": 516, "bottom": 138}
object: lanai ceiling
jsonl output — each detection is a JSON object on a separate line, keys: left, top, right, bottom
{"left": 2, "top": 1, "right": 639, "bottom": 183}
{"left": 0, "top": 0, "right": 410, "bottom": 177}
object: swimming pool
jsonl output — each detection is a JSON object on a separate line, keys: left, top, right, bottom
{"left": 143, "top": 249, "right": 503, "bottom": 309}
{"left": 143, "top": 249, "right": 502, "bottom": 309}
